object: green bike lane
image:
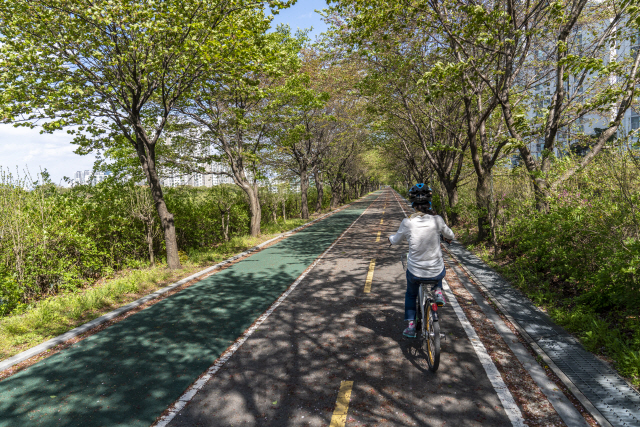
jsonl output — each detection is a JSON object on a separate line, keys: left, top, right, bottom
{"left": 0, "top": 192, "right": 380, "bottom": 427}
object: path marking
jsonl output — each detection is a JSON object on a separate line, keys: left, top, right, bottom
{"left": 392, "top": 191, "right": 409, "bottom": 218}
{"left": 375, "top": 230, "right": 381, "bottom": 242}
{"left": 154, "top": 192, "right": 385, "bottom": 427}
{"left": 380, "top": 218, "right": 384, "bottom": 224}
{"left": 364, "top": 259, "right": 376, "bottom": 293}
{"left": 442, "top": 279, "right": 526, "bottom": 427}
{"left": 329, "top": 381, "right": 354, "bottom": 427}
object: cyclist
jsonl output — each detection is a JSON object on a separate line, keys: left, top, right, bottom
{"left": 388, "top": 184, "right": 455, "bottom": 338}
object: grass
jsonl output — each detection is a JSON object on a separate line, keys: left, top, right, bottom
{"left": 0, "top": 217, "right": 314, "bottom": 362}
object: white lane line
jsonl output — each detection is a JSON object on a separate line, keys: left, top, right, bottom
{"left": 154, "top": 191, "right": 385, "bottom": 427}
{"left": 442, "top": 279, "right": 526, "bottom": 427}
{"left": 392, "top": 189, "right": 409, "bottom": 218}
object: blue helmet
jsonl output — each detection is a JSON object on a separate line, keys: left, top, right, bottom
{"left": 409, "top": 183, "right": 432, "bottom": 207}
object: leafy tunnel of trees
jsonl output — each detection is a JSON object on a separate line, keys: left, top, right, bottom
{"left": 1, "top": 0, "right": 639, "bottom": 384}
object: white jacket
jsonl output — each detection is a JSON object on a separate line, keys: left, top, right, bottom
{"left": 388, "top": 213, "right": 455, "bottom": 277}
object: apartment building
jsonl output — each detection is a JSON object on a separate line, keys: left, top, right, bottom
{"left": 161, "top": 162, "right": 250, "bottom": 188}
{"left": 71, "top": 170, "right": 111, "bottom": 186}
{"left": 523, "top": 15, "right": 639, "bottom": 159}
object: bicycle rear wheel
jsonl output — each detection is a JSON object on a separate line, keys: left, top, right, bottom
{"left": 416, "top": 286, "right": 424, "bottom": 331}
{"left": 423, "top": 302, "right": 441, "bottom": 372}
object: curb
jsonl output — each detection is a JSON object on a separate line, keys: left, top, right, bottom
{"left": 0, "top": 193, "right": 377, "bottom": 374}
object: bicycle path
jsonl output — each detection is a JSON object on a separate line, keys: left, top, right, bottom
{"left": 0, "top": 193, "right": 380, "bottom": 427}
{"left": 165, "top": 188, "right": 516, "bottom": 426}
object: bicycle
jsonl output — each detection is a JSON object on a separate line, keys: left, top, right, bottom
{"left": 401, "top": 253, "right": 444, "bottom": 372}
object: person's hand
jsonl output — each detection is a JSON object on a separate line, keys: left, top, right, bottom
{"left": 444, "top": 238, "right": 452, "bottom": 244}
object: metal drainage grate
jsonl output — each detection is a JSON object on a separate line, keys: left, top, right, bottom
{"left": 539, "top": 337, "right": 640, "bottom": 427}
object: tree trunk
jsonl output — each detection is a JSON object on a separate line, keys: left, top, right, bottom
{"left": 272, "top": 202, "right": 277, "bottom": 223}
{"left": 134, "top": 141, "right": 181, "bottom": 269}
{"left": 282, "top": 199, "right": 287, "bottom": 221}
{"left": 220, "top": 209, "right": 229, "bottom": 242}
{"left": 300, "top": 170, "right": 310, "bottom": 220}
{"left": 225, "top": 211, "right": 230, "bottom": 240}
{"left": 437, "top": 185, "right": 449, "bottom": 224}
{"left": 446, "top": 185, "right": 459, "bottom": 226}
{"left": 146, "top": 226, "right": 155, "bottom": 267}
{"left": 245, "top": 184, "right": 261, "bottom": 237}
{"left": 330, "top": 182, "right": 341, "bottom": 209}
{"left": 476, "top": 174, "right": 491, "bottom": 242}
{"left": 314, "top": 168, "right": 324, "bottom": 213}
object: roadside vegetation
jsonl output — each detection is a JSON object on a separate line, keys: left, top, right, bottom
{"left": 0, "top": 169, "right": 337, "bottom": 317}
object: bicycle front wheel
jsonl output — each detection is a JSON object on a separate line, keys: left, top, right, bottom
{"left": 424, "top": 303, "right": 441, "bottom": 372}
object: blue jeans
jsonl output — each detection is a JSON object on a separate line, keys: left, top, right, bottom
{"left": 405, "top": 267, "right": 446, "bottom": 321}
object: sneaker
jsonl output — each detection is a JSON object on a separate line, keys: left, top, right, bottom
{"left": 403, "top": 321, "right": 417, "bottom": 338}
{"left": 435, "top": 290, "right": 446, "bottom": 306}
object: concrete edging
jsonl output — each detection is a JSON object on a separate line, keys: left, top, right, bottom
{"left": 446, "top": 257, "right": 590, "bottom": 427}
{"left": 0, "top": 193, "right": 374, "bottom": 373}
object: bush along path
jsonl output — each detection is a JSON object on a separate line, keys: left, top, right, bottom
{"left": 0, "top": 192, "right": 380, "bottom": 427}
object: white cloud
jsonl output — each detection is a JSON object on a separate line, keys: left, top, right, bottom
{"left": 0, "top": 124, "right": 96, "bottom": 186}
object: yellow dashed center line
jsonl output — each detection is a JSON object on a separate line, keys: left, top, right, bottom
{"left": 380, "top": 218, "right": 384, "bottom": 225}
{"left": 364, "top": 259, "right": 376, "bottom": 293}
{"left": 375, "top": 230, "right": 381, "bottom": 242}
{"left": 330, "top": 381, "right": 354, "bottom": 427}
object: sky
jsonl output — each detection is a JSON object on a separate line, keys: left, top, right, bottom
{"left": 0, "top": 0, "right": 330, "bottom": 186}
